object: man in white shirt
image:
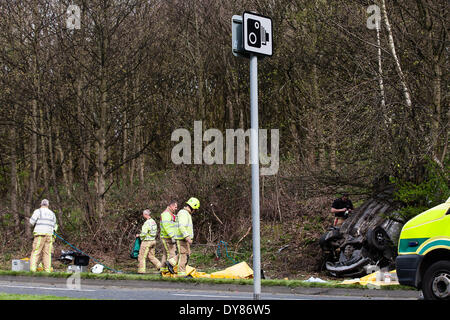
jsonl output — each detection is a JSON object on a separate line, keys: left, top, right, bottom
{"left": 29, "top": 199, "right": 58, "bottom": 272}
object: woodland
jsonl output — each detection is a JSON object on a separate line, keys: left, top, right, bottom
{"left": 0, "top": 0, "right": 448, "bottom": 274}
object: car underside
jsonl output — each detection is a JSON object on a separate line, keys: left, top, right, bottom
{"left": 320, "top": 187, "right": 404, "bottom": 277}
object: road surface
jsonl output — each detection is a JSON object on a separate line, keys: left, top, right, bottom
{"left": 0, "top": 275, "right": 419, "bottom": 301}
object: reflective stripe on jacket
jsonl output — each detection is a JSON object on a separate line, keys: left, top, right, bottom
{"left": 29, "top": 208, "right": 57, "bottom": 236}
{"left": 160, "top": 209, "right": 177, "bottom": 239}
{"left": 174, "top": 209, "right": 193, "bottom": 240}
{"left": 140, "top": 218, "right": 158, "bottom": 241}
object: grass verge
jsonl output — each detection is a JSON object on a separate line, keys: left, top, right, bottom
{"left": 0, "top": 270, "right": 415, "bottom": 291}
{"left": 0, "top": 292, "right": 92, "bottom": 300}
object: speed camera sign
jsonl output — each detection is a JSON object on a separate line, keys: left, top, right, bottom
{"left": 243, "top": 12, "right": 272, "bottom": 57}
{"left": 231, "top": 10, "right": 273, "bottom": 301}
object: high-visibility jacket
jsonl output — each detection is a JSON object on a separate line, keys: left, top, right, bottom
{"left": 139, "top": 218, "right": 158, "bottom": 241}
{"left": 174, "top": 209, "right": 193, "bottom": 240}
{"left": 160, "top": 209, "right": 177, "bottom": 239}
{"left": 29, "top": 208, "right": 58, "bottom": 236}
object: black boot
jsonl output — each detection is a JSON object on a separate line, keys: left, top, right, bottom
{"left": 166, "top": 261, "right": 175, "bottom": 274}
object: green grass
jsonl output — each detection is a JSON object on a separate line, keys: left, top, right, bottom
{"left": 0, "top": 292, "right": 92, "bottom": 300}
{"left": 0, "top": 270, "right": 415, "bottom": 291}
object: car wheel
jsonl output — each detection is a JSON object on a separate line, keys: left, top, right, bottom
{"left": 367, "top": 227, "right": 390, "bottom": 251}
{"left": 422, "top": 261, "right": 450, "bottom": 300}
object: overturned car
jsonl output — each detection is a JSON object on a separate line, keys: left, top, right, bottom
{"left": 319, "top": 188, "right": 404, "bottom": 277}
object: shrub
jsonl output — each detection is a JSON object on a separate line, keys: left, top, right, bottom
{"left": 391, "top": 159, "right": 449, "bottom": 221}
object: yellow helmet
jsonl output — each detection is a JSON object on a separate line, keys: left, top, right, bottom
{"left": 186, "top": 197, "right": 200, "bottom": 210}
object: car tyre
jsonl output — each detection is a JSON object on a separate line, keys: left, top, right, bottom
{"left": 367, "top": 227, "right": 390, "bottom": 251}
{"left": 422, "top": 260, "right": 450, "bottom": 300}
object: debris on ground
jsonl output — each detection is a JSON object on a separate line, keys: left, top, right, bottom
{"left": 304, "top": 277, "right": 328, "bottom": 283}
{"left": 162, "top": 261, "right": 254, "bottom": 280}
{"left": 340, "top": 269, "right": 399, "bottom": 286}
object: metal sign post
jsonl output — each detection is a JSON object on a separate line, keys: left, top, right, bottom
{"left": 232, "top": 11, "right": 272, "bottom": 301}
{"left": 249, "top": 54, "right": 261, "bottom": 300}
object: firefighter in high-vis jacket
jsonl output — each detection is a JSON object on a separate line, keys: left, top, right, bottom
{"left": 159, "top": 201, "right": 178, "bottom": 273}
{"left": 29, "top": 199, "right": 58, "bottom": 272}
{"left": 137, "top": 209, "right": 162, "bottom": 274}
{"left": 166, "top": 197, "right": 200, "bottom": 277}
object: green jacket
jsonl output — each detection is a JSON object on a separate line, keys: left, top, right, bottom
{"left": 174, "top": 209, "right": 193, "bottom": 240}
{"left": 140, "top": 218, "right": 158, "bottom": 241}
{"left": 160, "top": 209, "right": 177, "bottom": 239}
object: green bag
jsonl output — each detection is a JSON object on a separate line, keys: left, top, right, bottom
{"left": 130, "top": 237, "right": 141, "bottom": 259}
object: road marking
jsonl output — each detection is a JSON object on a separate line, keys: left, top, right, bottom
{"left": 265, "top": 296, "right": 307, "bottom": 300}
{"left": 171, "top": 293, "right": 307, "bottom": 300}
{"left": 0, "top": 284, "right": 96, "bottom": 292}
{"left": 172, "top": 293, "right": 240, "bottom": 299}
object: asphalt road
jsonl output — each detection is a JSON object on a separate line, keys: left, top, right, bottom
{"left": 0, "top": 275, "right": 420, "bottom": 301}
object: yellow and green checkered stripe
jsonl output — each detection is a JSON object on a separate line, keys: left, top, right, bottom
{"left": 399, "top": 237, "right": 450, "bottom": 255}
{"left": 418, "top": 237, "right": 450, "bottom": 255}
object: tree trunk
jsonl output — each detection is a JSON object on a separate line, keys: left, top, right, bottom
{"left": 9, "top": 120, "right": 19, "bottom": 232}
{"left": 96, "top": 23, "right": 108, "bottom": 219}
{"left": 138, "top": 130, "right": 145, "bottom": 184}
{"left": 431, "top": 61, "right": 443, "bottom": 168}
{"left": 25, "top": 104, "right": 38, "bottom": 237}
{"left": 380, "top": 0, "right": 412, "bottom": 109}
{"left": 55, "top": 126, "right": 72, "bottom": 197}
{"left": 97, "top": 78, "right": 107, "bottom": 219}
{"left": 312, "top": 64, "right": 325, "bottom": 168}
{"left": 39, "top": 108, "right": 49, "bottom": 185}
{"left": 122, "top": 94, "right": 128, "bottom": 182}
{"left": 376, "top": 22, "right": 387, "bottom": 118}
{"left": 25, "top": 53, "right": 40, "bottom": 237}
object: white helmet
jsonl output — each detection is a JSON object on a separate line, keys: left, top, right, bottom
{"left": 91, "top": 264, "right": 104, "bottom": 274}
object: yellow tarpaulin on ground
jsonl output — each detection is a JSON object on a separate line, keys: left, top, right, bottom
{"left": 341, "top": 270, "right": 399, "bottom": 286}
{"left": 210, "top": 261, "right": 254, "bottom": 279}
{"left": 162, "top": 262, "right": 254, "bottom": 280}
